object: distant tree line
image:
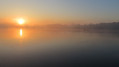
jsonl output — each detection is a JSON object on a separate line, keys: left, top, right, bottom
{"left": 72, "top": 22, "right": 119, "bottom": 30}
{"left": 42, "top": 22, "right": 119, "bottom": 30}
{"left": 0, "top": 22, "right": 119, "bottom": 30}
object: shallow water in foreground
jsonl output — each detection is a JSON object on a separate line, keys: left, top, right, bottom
{"left": 0, "top": 28, "right": 119, "bottom": 67}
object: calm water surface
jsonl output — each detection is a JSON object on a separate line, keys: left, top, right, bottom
{"left": 0, "top": 28, "right": 119, "bottom": 66}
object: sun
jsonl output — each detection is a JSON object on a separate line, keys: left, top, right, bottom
{"left": 17, "top": 18, "right": 25, "bottom": 25}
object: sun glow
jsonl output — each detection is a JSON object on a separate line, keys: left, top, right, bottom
{"left": 17, "top": 18, "right": 25, "bottom": 25}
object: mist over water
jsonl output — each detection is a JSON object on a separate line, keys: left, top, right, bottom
{"left": 0, "top": 0, "right": 119, "bottom": 66}
{"left": 0, "top": 28, "right": 119, "bottom": 67}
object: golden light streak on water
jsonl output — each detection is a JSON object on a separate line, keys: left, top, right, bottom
{"left": 20, "top": 29, "right": 22, "bottom": 37}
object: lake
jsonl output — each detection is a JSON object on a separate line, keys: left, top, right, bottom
{"left": 0, "top": 28, "right": 119, "bottom": 67}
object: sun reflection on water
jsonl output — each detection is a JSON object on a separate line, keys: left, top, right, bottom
{"left": 20, "top": 29, "right": 23, "bottom": 37}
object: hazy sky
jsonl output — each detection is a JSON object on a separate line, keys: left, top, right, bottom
{"left": 0, "top": 0, "right": 119, "bottom": 24}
